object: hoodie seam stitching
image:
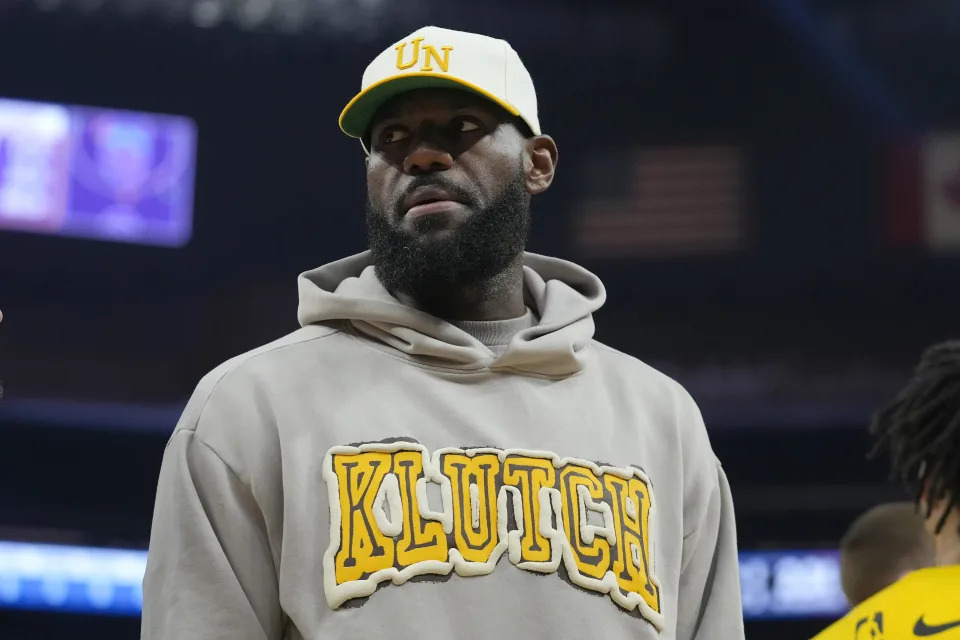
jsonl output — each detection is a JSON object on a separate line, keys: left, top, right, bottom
{"left": 682, "top": 460, "right": 723, "bottom": 541}
{"left": 182, "top": 430, "right": 285, "bottom": 618}
{"left": 590, "top": 340, "right": 636, "bottom": 359}
{"left": 186, "top": 329, "right": 342, "bottom": 435}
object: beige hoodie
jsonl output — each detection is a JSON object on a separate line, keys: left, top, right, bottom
{"left": 142, "top": 251, "right": 745, "bottom": 640}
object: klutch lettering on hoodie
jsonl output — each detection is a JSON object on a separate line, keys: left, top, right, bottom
{"left": 322, "top": 441, "right": 664, "bottom": 630}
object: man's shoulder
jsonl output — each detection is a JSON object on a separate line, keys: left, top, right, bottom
{"left": 590, "top": 339, "right": 696, "bottom": 405}
{"left": 202, "top": 324, "right": 341, "bottom": 385}
{"left": 175, "top": 324, "right": 345, "bottom": 434}
{"left": 589, "top": 340, "right": 717, "bottom": 465}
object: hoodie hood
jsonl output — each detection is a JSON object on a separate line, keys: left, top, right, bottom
{"left": 297, "top": 251, "right": 606, "bottom": 377}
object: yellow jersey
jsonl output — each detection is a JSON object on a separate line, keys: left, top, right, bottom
{"left": 812, "top": 565, "right": 960, "bottom": 640}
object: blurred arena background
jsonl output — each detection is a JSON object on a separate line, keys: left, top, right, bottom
{"left": 1, "top": 0, "right": 960, "bottom": 637}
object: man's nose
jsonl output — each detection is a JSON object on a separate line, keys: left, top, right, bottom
{"left": 403, "top": 131, "right": 454, "bottom": 175}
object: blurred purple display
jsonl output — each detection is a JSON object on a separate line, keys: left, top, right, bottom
{"left": 0, "top": 98, "right": 197, "bottom": 247}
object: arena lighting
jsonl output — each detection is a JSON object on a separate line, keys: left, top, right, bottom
{"left": 0, "top": 542, "right": 145, "bottom": 616}
{"left": 33, "top": 0, "right": 65, "bottom": 12}
{"left": 0, "top": 541, "right": 848, "bottom": 619}
{"left": 190, "top": 0, "right": 224, "bottom": 28}
{"left": 236, "top": 0, "right": 272, "bottom": 29}
{"left": 28, "top": 0, "right": 394, "bottom": 34}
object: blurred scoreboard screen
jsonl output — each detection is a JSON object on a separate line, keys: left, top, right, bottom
{"left": 0, "top": 97, "right": 197, "bottom": 247}
{"left": 739, "top": 549, "right": 847, "bottom": 619}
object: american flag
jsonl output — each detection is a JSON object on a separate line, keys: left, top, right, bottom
{"left": 573, "top": 145, "right": 747, "bottom": 258}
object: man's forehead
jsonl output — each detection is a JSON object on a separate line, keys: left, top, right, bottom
{"left": 372, "top": 89, "right": 499, "bottom": 123}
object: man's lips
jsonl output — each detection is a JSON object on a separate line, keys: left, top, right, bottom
{"left": 402, "top": 185, "right": 466, "bottom": 218}
{"left": 405, "top": 200, "right": 463, "bottom": 218}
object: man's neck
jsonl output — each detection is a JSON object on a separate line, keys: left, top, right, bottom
{"left": 397, "top": 261, "right": 526, "bottom": 321}
{"left": 933, "top": 510, "right": 960, "bottom": 566}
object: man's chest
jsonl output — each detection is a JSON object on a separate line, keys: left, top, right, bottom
{"left": 271, "top": 385, "right": 684, "bottom": 635}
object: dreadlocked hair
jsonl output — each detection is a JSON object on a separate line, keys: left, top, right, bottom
{"left": 869, "top": 340, "right": 960, "bottom": 535}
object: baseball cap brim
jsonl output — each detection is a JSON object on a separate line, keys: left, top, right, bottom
{"left": 339, "top": 72, "right": 522, "bottom": 143}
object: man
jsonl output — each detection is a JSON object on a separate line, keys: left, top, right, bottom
{"left": 838, "top": 502, "right": 935, "bottom": 606}
{"left": 142, "top": 26, "right": 744, "bottom": 640}
{"left": 813, "top": 341, "right": 960, "bottom": 639}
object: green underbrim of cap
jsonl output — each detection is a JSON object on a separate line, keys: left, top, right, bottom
{"left": 338, "top": 73, "right": 522, "bottom": 143}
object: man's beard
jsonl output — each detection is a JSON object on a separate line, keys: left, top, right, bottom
{"left": 366, "top": 171, "right": 531, "bottom": 303}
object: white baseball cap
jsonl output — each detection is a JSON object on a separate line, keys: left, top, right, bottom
{"left": 339, "top": 26, "right": 541, "bottom": 152}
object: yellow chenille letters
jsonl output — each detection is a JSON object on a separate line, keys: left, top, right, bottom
{"left": 393, "top": 449, "right": 448, "bottom": 569}
{"left": 394, "top": 37, "right": 454, "bottom": 73}
{"left": 441, "top": 451, "right": 501, "bottom": 565}
{"left": 502, "top": 455, "right": 556, "bottom": 565}
{"left": 604, "top": 474, "right": 661, "bottom": 614}
{"left": 559, "top": 464, "right": 612, "bottom": 581}
{"left": 331, "top": 451, "right": 396, "bottom": 584}
{"left": 322, "top": 443, "right": 664, "bottom": 631}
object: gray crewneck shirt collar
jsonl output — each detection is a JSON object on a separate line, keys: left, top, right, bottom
{"left": 451, "top": 308, "right": 537, "bottom": 350}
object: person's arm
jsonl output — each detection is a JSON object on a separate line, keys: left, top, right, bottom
{"left": 141, "top": 428, "right": 282, "bottom": 640}
{"left": 676, "top": 460, "right": 745, "bottom": 640}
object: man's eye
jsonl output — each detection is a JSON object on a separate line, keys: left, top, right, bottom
{"left": 380, "top": 128, "right": 409, "bottom": 145}
{"left": 457, "top": 118, "right": 481, "bottom": 133}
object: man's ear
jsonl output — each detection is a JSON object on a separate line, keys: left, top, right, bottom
{"left": 524, "top": 135, "right": 558, "bottom": 195}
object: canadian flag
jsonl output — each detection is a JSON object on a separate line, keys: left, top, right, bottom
{"left": 886, "top": 132, "right": 960, "bottom": 251}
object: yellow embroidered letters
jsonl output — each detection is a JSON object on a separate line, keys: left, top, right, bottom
{"left": 322, "top": 443, "right": 662, "bottom": 628}
{"left": 394, "top": 37, "right": 454, "bottom": 73}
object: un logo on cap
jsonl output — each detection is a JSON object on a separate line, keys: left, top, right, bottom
{"left": 394, "top": 37, "right": 454, "bottom": 73}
